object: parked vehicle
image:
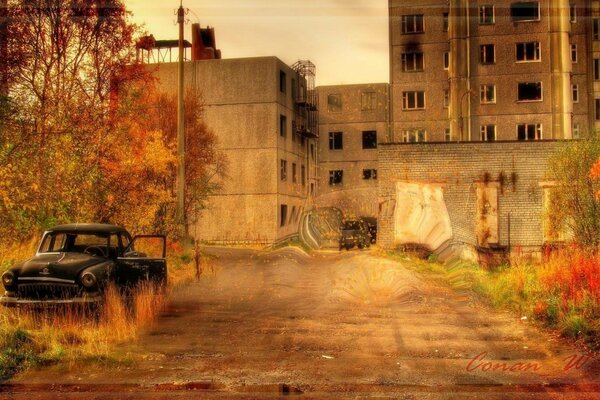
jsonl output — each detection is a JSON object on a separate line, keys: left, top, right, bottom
{"left": 339, "top": 219, "right": 371, "bottom": 250}
{"left": 0, "top": 224, "right": 167, "bottom": 307}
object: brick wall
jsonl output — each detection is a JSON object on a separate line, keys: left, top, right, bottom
{"left": 378, "top": 141, "right": 567, "bottom": 254}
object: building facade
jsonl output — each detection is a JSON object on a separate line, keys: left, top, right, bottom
{"left": 149, "top": 57, "right": 318, "bottom": 244}
{"left": 315, "top": 84, "right": 389, "bottom": 219}
{"left": 389, "top": 0, "right": 591, "bottom": 142}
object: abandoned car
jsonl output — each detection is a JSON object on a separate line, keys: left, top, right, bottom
{"left": 0, "top": 224, "right": 167, "bottom": 307}
{"left": 339, "top": 219, "right": 372, "bottom": 250}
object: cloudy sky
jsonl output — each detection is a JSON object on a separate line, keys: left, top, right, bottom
{"left": 126, "top": 0, "right": 389, "bottom": 86}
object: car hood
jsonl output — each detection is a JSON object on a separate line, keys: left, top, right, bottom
{"left": 12, "top": 253, "right": 106, "bottom": 282}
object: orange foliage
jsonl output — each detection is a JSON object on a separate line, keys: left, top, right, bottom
{"left": 540, "top": 249, "right": 600, "bottom": 312}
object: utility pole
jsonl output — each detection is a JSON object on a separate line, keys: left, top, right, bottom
{"left": 176, "top": 1, "right": 186, "bottom": 235}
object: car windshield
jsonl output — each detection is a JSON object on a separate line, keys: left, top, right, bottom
{"left": 38, "top": 232, "right": 110, "bottom": 254}
{"left": 342, "top": 221, "right": 362, "bottom": 230}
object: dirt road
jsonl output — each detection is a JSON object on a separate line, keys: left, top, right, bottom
{"left": 2, "top": 247, "right": 599, "bottom": 399}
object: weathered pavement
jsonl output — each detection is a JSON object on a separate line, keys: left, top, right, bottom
{"left": 2, "top": 247, "right": 600, "bottom": 399}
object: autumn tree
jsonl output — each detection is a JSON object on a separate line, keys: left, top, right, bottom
{"left": 548, "top": 135, "right": 600, "bottom": 250}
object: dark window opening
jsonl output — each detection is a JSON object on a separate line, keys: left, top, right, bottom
{"left": 443, "top": 12, "right": 449, "bottom": 31}
{"left": 363, "top": 169, "right": 377, "bottom": 180}
{"left": 517, "top": 82, "right": 542, "bottom": 101}
{"left": 292, "top": 163, "right": 297, "bottom": 183}
{"left": 480, "top": 44, "right": 495, "bottom": 64}
{"left": 279, "top": 70, "right": 286, "bottom": 93}
{"left": 329, "top": 132, "right": 343, "bottom": 150}
{"left": 516, "top": 42, "right": 540, "bottom": 62}
{"left": 301, "top": 165, "right": 306, "bottom": 186}
{"left": 402, "top": 91, "right": 425, "bottom": 109}
{"left": 280, "top": 114, "right": 287, "bottom": 137}
{"left": 280, "top": 204, "right": 288, "bottom": 227}
{"left": 329, "top": 170, "right": 343, "bottom": 185}
{"left": 511, "top": 2, "right": 540, "bottom": 22}
{"left": 362, "top": 131, "right": 377, "bottom": 149}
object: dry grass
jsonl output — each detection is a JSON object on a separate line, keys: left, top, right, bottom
{"left": 0, "top": 240, "right": 205, "bottom": 380}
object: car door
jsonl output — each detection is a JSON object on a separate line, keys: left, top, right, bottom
{"left": 116, "top": 235, "right": 167, "bottom": 288}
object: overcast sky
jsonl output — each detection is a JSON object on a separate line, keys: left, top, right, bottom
{"left": 126, "top": 0, "right": 389, "bottom": 86}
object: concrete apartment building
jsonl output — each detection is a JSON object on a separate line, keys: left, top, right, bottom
{"left": 146, "top": 56, "right": 318, "bottom": 244}
{"left": 315, "top": 84, "right": 389, "bottom": 219}
{"left": 389, "top": 0, "right": 589, "bottom": 142}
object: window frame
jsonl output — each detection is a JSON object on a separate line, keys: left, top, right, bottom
{"left": 402, "top": 129, "right": 427, "bottom": 143}
{"left": 362, "top": 169, "right": 378, "bottom": 180}
{"left": 480, "top": 44, "right": 496, "bottom": 65}
{"left": 479, "top": 5, "right": 495, "bottom": 25}
{"left": 516, "top": 123, "right": 543, "bottom": 140}
{"left": 401, "top": 52, "right": 424, "bottom": 72}
{"left": 515, "top": 42, "right": 541, "bottom": 63}
{"left": 328, "top": 131, "right": 344, "bottom": 150}
{"left": 402, "top": 91, "right": 426, "bottom": 110}
{"left": 401, "top": 14, "right": 425, "bottom": 34}
{"left": 480, "top": 84, "right": 496, "bottom": 104}
{"left": 480, "top": 125, "right": 497, "bottom": 141}
{"left": 327, "top": 93, "right": 342, "bottom": 113}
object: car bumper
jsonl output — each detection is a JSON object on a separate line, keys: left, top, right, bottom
{"left": 0, "top": 294, "right": 103, "bottom": 307}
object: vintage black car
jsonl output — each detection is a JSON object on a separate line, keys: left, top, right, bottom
{"left": 339, "top": 219, "right": 372, "bottom": 250}
{"left": 0, "top": 224, "right": 167, "bottom": 307}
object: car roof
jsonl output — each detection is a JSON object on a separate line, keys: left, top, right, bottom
{"left": 46, "top": 223, "right": 127, "bottom": 234}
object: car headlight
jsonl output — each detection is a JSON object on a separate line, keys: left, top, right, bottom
{"left": 2, "top": 271, "right": 15, "bottom": 287}
{"left": 80, "top": 272, "right": 97, "bottom": 288}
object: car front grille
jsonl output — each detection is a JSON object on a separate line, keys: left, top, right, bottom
{"left": 17, "top": 283, "right": 82, "bottom": 300}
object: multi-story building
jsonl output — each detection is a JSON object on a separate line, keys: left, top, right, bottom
{"left": 146, "top": 56, "right": 318, "bottom": 244}
{"left": 316, "top": 84, "right": 389, "bottom": 219}
{"left": 389, "top": 0, "right": 589, "bottom": 142}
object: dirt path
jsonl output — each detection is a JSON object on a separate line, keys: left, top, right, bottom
{"left": 2, "top": 247, "right": 599, "bottom": 399}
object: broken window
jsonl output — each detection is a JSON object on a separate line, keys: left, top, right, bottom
{"left": 361, "top": 91, "right": 377, "bottom": 111}
{"left": 401, "top": 14, "right": 424, "bottom": 34}
{"left": 511, "top": 2, "right": 540, "bottom": 22}
{"left": 362, "top": 131, "right": 377, "bottom": 149}
{"left": 444, "top": 52, "right": 449, "bottom": 70}
{"left": 327, "top": 93, "right": 342, "bottom": 112}
{"left": 292, "top": 163, "right": 297, "bottom": 183}
{"left": 301, "top": 165, "right": 306, "bottom": 186}
{"left": 595, "top": 59, "right": 600, "bottom": 80}
{"left": 479, "top": 5, "right": 494, "bottom": 24}
{"left": 480, "top": 125, "right": 496, "bottom": 141}
{"left": 480, "top": 84, "right": 495, "bottom": 104}
{"left": 517, "top": 82, "right": 542, "bottom": 102}
{"left": 279, "top": 70, "right": 286, "bottom": 93}
{"left": 443, "top": 12, "right": 449, "bottom": 32}
{"left": 595, "top": 99, "right": 600, "bottom": 120}
{"left": 279, "top": 114, "right": 287, "bottom": 137}
{"left": 329, "top": 132, "right": 343, "bottom": 150}
{"left": 363, "top": 169, "right": 377, "bottom": 180}
{"left": 480, "top": 44, "right": 495, "bottom": 64}
{"left": 517, "top": 123, "right": 542, "bottom": 140}
{"left": 572, "top": 84, "right": 579, "bottom": 103}
{"left": 402, "top": 129, "right": 427, "bottom": 143}
{"left": 280, "top": 159, "right": 287, "bottom": 181}
{"left": 570, "top": 4, "right": 576, "bottom": 23}
{"left": 594, "top": 18, "right": 600, "bottom": 40}
{"left": 280, "top": 204, "right": 287, "bottom": 227}
{"left": 516, "top": 42, "right": 540, "bottom": 62}
{"left": 402, "top": 91, "right": 425, "bottom": 110}
{"left": 445, "top": 128, "right": 451, "bottom": 142}
{"left": 401, "top": 52, "right": 424, "bottom": 72}
{"left": 329, "top": 170, "right": 343, "bottom": 186}
{"left": 443, "top": 89, "right": 450, "bottom": 108}
{"left": 571, "top": 44, "right": 577, "bottom": 63}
